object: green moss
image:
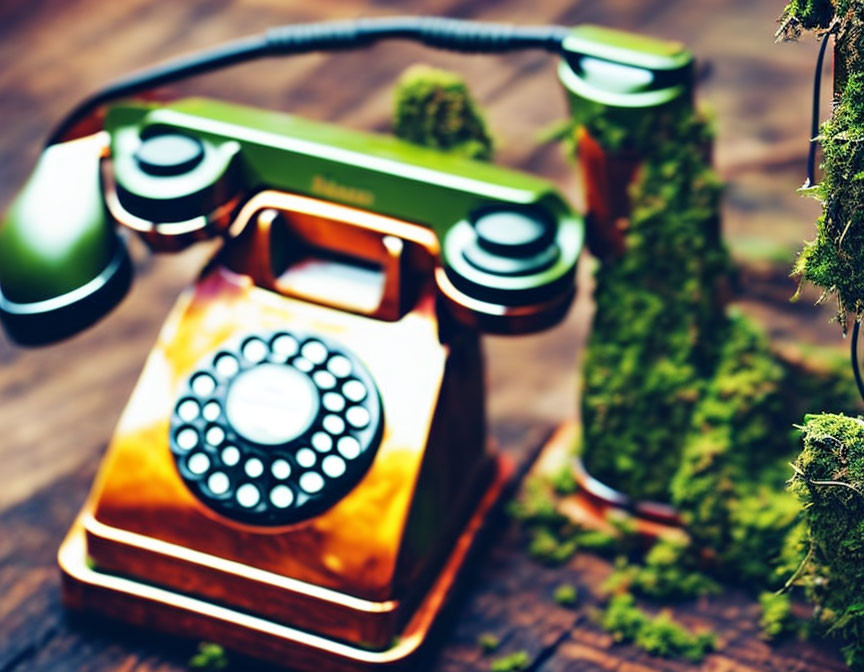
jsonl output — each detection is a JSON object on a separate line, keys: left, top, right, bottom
{"left": 580, "top": 102, "right": 729, "bottom": 503}
{"left": 188, "top": 642, "right": 229, "bottom": 671}
{"left": 553, "top": 582, "right": 579, "bottom": 607}
{"left": 489, "top": 650, "right": 530, "bottom": 672}
{"left": 478, "top": 633, "right": 501, "bottom": 654}
{"left": 789, "top": 413, "right": 864, "bottom": 668}
{"left": 758, "top": 591, "right": 796, "bottom": 641}
{"left": 601, "top": 593, "right": 716, "bottom": 663}
{"left": 550, "top": 464, "right": 578, "bottom": 495}
{"left": 604, "top": 537, "right": 721, "bottom": 601}
{"left": 575, "top": 67, "right": 861, "bottom": 594}
{"left": 795, "top": 72, "right": 864, "bottom": 327}
{"left": 393, "top": 64, "right": 493, "bottom": 161}
{"left": 778, "top": 0, "right": 835, "bottom": 40}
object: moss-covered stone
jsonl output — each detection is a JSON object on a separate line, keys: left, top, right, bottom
{"left": 789, "top": 413, "right": 864, "bottom": 668}
{"left": 393, "top": 64, "right": 493, "bottom": 161}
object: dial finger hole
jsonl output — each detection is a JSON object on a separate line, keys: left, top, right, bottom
{"left": 299, "top": 471, "right": 324, "bottom": 494}
{"left": 177, "top": 398, "right": 200, "bottom": 422}
{"left": 205, "top": 425, "right": 225, "bottom": 446}
{"left": 202, "top": 401, "right": 221, "bottom": 421}
{"left": 221, "top": 445, "right": 241, "bottom": 466}
{"left": 191, "top": 373, "right": 216, "bottom": 396}
{"left": 270, "top": 485, "right": 294, "bottom": 508}
{"left": 215, "top": 353, "right": 240, "bottom": 378}
{"left": 271, "top": 334, "right": 299, "bottom": 360}
{"left": 242, "top": 338, "right": 269, "bottom": 363}
{"left": 271, "top": 458, "right": 292, "bottom": 479}
{"left": 313, "top": 370, "right": 336, "bottom": 390}
{"left": 323, "top": 414, "right": 345, "bottom": 435}
{"left": 207, "top": 471, "right": 230, "bottom": 496}
{"left": 176, "top": 427, "right": 199, "bottom": 451}
{"left": 337, "top": 436, "right": 361, "bottom": 460}
{"left": 244, "top": 457, "right": 264, "bottom": 478}
{"left": 312, "top": 431, "right": 332, "bottom": 452}
{"left": 293, "top": 357, "right": 314, "bottom": 373}
{"left": 322, "top": 454, "right": 346, "bottom": 478}
{"left": 236, "top": 483, "right": 261, "bottom": 508}
{"left": 342, "top": 380, "right": 367, "bottom": 403}
{"left": 346, "top": 406, "right": 370, "bottom": 429}
{"left": 301, "top": 340, "right": 328, "bottom": 365}
{"left": 322, "top": 392, "right": 345, "bottom": 413}
{"left": 187, "top": 452, "right": 210, "bottom": 475}
{"left": 296, "top": 448, "right": 317, "bottom": 468}
{"left": 327, "top": 355, "right": 352, "bottom": 378}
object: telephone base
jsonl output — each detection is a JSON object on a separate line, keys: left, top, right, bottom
{"left": 58, "top": 454, "right": 512, "bottom": 671}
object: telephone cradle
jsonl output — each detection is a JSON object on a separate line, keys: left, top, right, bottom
{"left": 0, "top": 18, "right": 693, "bottom": 671}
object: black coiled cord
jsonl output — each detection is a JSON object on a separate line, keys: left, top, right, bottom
{"left": 46, "top": 16, "right": 570, "bottom": 146}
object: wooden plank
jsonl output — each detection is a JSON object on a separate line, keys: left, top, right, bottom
{"left": 0, "top": 0, "right": 853, "bottom": 670}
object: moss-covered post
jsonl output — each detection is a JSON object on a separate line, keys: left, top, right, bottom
{"left": 780, "top": 2, "right": 864, "bottom": 667}
{"left": 564, "top": 27, "right": 808, "bottom": 582}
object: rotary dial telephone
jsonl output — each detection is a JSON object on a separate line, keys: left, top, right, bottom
{"left": 0, "top": 17, "right": 692, "bottom": 671}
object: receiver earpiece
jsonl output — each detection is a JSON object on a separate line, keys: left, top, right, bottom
{"left": 0, "top": 134, "right": 131, "bottom": 345}
{"left": 438, "top": 204, "right": 582, "bottom": 333}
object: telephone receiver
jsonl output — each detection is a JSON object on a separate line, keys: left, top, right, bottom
{"left": 0, "top": 17, "right": 695, "bottom": 671}
{"left": 0, "top": 17, "right": 693, "bottom": 345}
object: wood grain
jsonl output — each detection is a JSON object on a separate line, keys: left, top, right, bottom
{"left": 0, "top": 0, "right": 849, "bottom": 670}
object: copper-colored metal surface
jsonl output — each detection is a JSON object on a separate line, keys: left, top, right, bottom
{"left": 62, "top": 190, "right": 502, "bottom": 659}
{"left": 60, "top": 455, "right": 512, "bottom": 672}
{"left": 576, "top": 128, "right": 640, "bottom": 261}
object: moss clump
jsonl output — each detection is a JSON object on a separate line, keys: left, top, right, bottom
{"left": 188, "top": 642, "right": 229, "bottom": 671}
{"left": 789, "top": 413, "right": 864, "bottom": 668}
{"left": 795, "top": 71, "right": 864, "bottom": 328}
{"left": 478, "top": 632, "right": 500, "bottom": 655}
{"left": 553, "top": 582, "right": 579, "bottom": 607}
{"left": 758, "top": 591, "right": 796, "bottom": 641}
{"left": 601, "top": 593, "right": 716, "bottom": 663}
{"left": 604, "top": 536, "right": 721, "bottom": 601}
{"left": 393, "top": 64, "right": 493, "bottom": 160}
{"left": 778, "top": 0, "right": 836, "bottom": 40}
{"left": 489, "top": 650, "right": 530, "bottom": 672}
{"left": 510, "top": 473, "right": 624, "bottom": 566}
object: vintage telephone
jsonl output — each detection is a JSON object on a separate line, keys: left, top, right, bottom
{"left": 0, "top": 17, "right": 692, "bottom": 670}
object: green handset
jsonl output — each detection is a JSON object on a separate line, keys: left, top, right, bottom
{"left": 0, "top": 18, "right": 691, "bottom": 344}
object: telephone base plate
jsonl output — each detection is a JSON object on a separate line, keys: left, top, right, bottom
{"left": 58, "top": 454, "right": 512, "bottom": 671}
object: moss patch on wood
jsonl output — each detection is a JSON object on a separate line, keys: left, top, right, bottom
{"left": 393, "top": 64, "right": 493, "bottom": 161}
{"left": 601, "top": 593, "right": 716, "bottom": 663}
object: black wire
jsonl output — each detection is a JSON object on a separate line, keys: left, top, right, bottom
{"left": 46, "top": 16, "right": 570, "bottom": 146}
{"left": 853, "top": 321, "right": 864, "bottom": 403}
{"left": 807, "top": 34, "right": 831, "bottom": 186}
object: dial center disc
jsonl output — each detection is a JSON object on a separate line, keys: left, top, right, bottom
{"left": 225, "top": 363, "right": 320, "bottom": 445}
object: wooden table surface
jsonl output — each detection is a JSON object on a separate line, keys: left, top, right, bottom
{"left": 0, "top": 0, "right": 849, "bottom": 670}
